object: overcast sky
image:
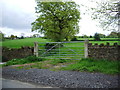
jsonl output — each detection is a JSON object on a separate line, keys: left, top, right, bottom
{"left": 1, "top": 0, "right": 111, "bottom": 37}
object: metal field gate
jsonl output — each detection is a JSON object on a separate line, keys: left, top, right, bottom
{"left": 35, "top": 41, "right": 87, "bottom": 60}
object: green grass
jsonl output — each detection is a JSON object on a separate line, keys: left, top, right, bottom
{"left": 49, "top": 59, "right": 70, "bottom": 65}
{"left": 7, "top": 57, "right": 120, "bottom": 75}
{"left": 2, "top": 55, "right": 120, "bottom": 75}
{"left": 60, "top": 58, "right": 120, "bottom": 74}
{"left": 1, "top": 38, "right": 50, "bottom": 48}
{"left": 3, "top": 56, "right": 44, "bottom": 66}
{"left": 1, "top": 37, "right": 119, "bottom": 48}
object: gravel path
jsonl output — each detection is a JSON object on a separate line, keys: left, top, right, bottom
{"left": 2, "top": 66, "right": 120, "bottom": 88}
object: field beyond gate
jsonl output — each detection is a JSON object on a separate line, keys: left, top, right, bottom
{"left": 38, "top": 41, "right": 85, "bottom": 60}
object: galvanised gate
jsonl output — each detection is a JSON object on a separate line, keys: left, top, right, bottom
{"left": 34, "top": 40, "right": 88, "bottom": 60}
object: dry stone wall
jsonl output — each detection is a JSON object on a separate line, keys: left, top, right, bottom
{"left": 88, "top": 43, "right": 120, "bottom": 61}
{"left": 2, "top": 46, "right": 34, "bottom": 62}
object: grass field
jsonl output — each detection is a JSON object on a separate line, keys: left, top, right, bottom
{"left": 2, "top": 57, "right": 120, "bottom": 74}
{"left": 1, "top": 37, "right": 119, "bottom": 48}
{"left": 1, "top": 38, "right": 50, "bottom": 48}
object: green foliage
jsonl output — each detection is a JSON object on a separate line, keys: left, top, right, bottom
{"left": 25, "top": 56, "right": 42, "bottom": 62}
{"left": 107, "top": 32, "right": 120, "bottom": 38}
{"left": 94, "top": 33, "right": 101, "bottom": 41}
{"left": 4, "top": 56, "right": 43, "bottom": 66}
{"left": 10, "top": 35, "right": 15, "bottom": 40}
{"left": 32, "top": 34, "right": 40, "bottom": 38}
{"left": 98, "top": 34, "right": 106, "bottom": 38}
{"left": 89, "top": 35, "right": 93, "bottom": 38}
{"left": 71, "top": 36, "right": 78, "bottom": 41}
{"left": 60, "top": 58, "right": 120, "bottom": 74}
{"left": 0, "top": 32, "right": 4, "bottom": 41}
{"left": 90, "top": 0, "right": 119, "bottom": 31}
{"left": 32, "top": 1, "right": 80, "bottom": 42}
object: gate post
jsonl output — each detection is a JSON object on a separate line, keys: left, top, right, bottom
{"left": 84, "top": 39, "right": 89, "bottom": 58}
{"left": 34, "top": 42, "right": 38, "bottom": 57}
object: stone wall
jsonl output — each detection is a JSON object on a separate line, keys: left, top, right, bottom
{"left": 88, "top": 43, "right": 120, "bottom": 61}
{"left": 2, "top": 46, "right": 34, "bottom": 62}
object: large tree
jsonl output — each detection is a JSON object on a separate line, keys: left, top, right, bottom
{"left": 90, "top": 0, "right": 120, "bottom": 32}
{"left": 32, "top": 0, "right": 80, "bottom": 42}
{"left": 0, "top": 31, "right": 4, "bottom": 41}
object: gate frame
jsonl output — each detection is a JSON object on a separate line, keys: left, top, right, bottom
{"left": 34, "top": 40, "right": 89, "bottom": 58}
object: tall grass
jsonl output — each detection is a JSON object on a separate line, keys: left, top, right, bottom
{"left": 60, "top": 58, "right": 120, "bottom": 74}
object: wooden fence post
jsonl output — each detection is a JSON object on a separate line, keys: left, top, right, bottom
{"left": 84, "top": 39, "right": 89, "bottom": 58}
{"left": 34, "top": 42, "right": 38, "bottom": 57}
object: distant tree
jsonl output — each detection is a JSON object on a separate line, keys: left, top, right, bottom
{"left": 107, "top": 31, "right": 119, "bottom": 38}
{"left": 33, "top": 34, "right": 40, "bottom": 38}
{"left": 14, "top": 36, "right": 17, "bottom": 39}
{"left": 89, "top": 35, "right": 93, "bottom": 38}
{"left": 83, "top": 35, "right": 88, "bottom": 38}
{"left": 21, "top": 33, "right": 25, "bottom": 39}
{"left": 94, "top": 33, "right": 101, "bottom": 41}
{"left": 71, "top": 36, "right": 78, "bottom": 41}
{"left": 81, "top": 36, "right": 84, "bottom": 38}
{"left": 32, "top": 0, "right": 80, "bottom": 42}
{"left": 10, "top": 35, "right": 15, "bottom": 40}
{"left": 0, "top": 31, "right": 4, "bottom": 41}
{"left": 98, "top": 33, "right": 106, "bottom": 38}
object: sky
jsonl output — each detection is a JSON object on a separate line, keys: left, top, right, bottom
{"left": 1, "top": 0, "right": 111, "bottom": 37}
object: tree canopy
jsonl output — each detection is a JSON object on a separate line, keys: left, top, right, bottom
{"left": 94, "top": 33, "right": 101, "bottom": 41}
{"left": 32, "top": 0, "right": 80, "bottom": 42}
{"left": 90, "top": 0, "right": 120, "bottom": 32}
{"left": 0, "top": 31, "right": 4, "bottom": 41}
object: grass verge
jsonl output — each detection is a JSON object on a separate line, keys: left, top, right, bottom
{"left": 60, "top": 58, "right": 120, "bottom": 74}
{"left": 3, "top": 56, "right": 44, "bottom": 66}
{"left": 2, "top": 56, "right": 120, "bottom": 75}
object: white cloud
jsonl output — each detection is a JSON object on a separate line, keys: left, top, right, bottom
{"left": 0, "top": 27, "right": 39, "bottom": 37}
{"left": 1, "top": 0, "right": 111, "bottom": 37}
{"left": 74, "top": 0, "right": 111, "bottom": 36}
{"left": 2, "top": 0, "right": 36, "bottom": 14}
